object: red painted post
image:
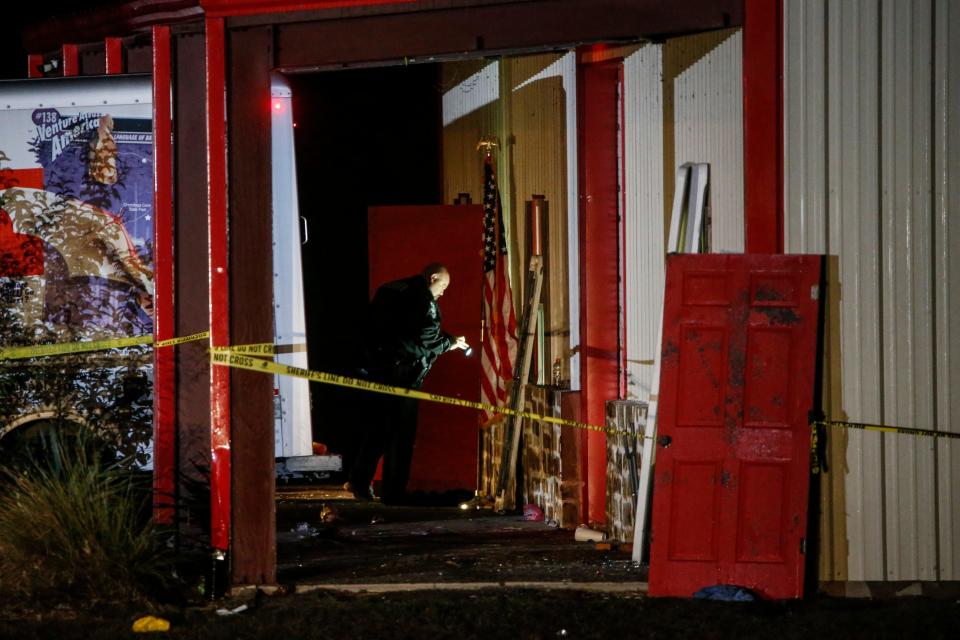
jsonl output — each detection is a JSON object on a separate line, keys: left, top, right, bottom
{"left": 578, "top": 58, "right": 622, "bottom": 526}
{"left": 206, "top": 16, "right": 231, "bottom": 553}
{"left": 27, "top": 54, "right": 43, "bottom": 78}
{"left": 742, "top": 0, "right": 784, "bottom": 253}
{"left": 151, "top": 25, "right": 175, "bottom": 525}
{"left": 105, "top": 37, "right": 124, "bottom": 75}
{"left": 62, "top": 44, "right": 79, "bottom": 76}
{"left": 618, "top": 63, "right": 628, "bottom": 400}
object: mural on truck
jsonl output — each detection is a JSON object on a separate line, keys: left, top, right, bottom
{"left": 0, "top": 98, "right": 154, "bottom": 464}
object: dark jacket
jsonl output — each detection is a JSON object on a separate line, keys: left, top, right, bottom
{"left": 365, "top": 275, "right": 452, "bottom": 388}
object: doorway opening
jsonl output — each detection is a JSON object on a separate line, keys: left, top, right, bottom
{"left": 272, "top": 51, "right": 644, "bottom": 586}
{"left": 290, "top": 63, "right": 442, "bottom": 474}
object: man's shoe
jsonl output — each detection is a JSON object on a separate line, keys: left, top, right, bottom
{"left": 346, "top": 481, "right": 376, "bottom": 501}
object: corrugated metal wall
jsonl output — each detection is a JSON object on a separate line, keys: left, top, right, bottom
{"left": 442, "top": 53, "right": 581, "bottom": 388}
{"left": 784, "top": 0, "right": 960, "bottom": 581}
{"left": 623, "top": 30, "right": 743, "bottom": 402}
{"left": 442, "top": 60, "right": 500, "bottom": 204}
{"left": 510, "top": 53, "right": 578, "bottom": 387}
{"left": 623, "top": 44, "right": 664, "bottom": 401}
{"left": 673, "top": 30, "right": 744, "bottom": 252}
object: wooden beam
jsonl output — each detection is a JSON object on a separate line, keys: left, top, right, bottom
{"left": 226, "top": 24, "right": 277, "bottom": 585}
{"left": 172, "top": 30, "right": 212, "bottom": 533}
{"left": 274, "top": 0, "right": 742, "bottom": 70}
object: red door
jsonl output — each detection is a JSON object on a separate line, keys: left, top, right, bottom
{"left": 648, "top": 254, "right": 822, "bottom": 599}
{"left": 367, "top": 204, "right": 482, "bottom": 493}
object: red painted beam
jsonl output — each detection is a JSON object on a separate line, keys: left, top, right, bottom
{"left": 200, "top": 0, "right": 414, "bottom": 18}
{"left": 62, "top": 44, "right": 79, "bottom": 76}
{"left": 743, "top": 0, "right": 784, "bottom": 253}
{"left": 578, "top": 59, "right": 623, "bottom": 526}
{"left": 152, "top": 25, "right": 175, "bottom": 525}
{"left": 106, "top": 37, "right": 124, "bottom": 74}
{"left": 27, "top": 54, "right": 43, "bottom": 78}
{"left": 618, "top": 62, "right": 628, "bottom": 400}
{"left": 206, "top": 16, "right": 232, "bottom": 553}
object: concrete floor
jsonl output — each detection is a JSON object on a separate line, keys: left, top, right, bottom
{"left": 275, "top": 484, "right": 647, "bottom": 588}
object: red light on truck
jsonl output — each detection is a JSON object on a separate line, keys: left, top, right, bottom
{"left": 272, "top": 100, "right": 284, "bottom": 113}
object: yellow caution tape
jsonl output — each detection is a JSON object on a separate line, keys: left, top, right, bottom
{"left": 8, "top": 329, "right": 957, "bottom": 443}
{"left": 813, "top": 420, "right": 960, "bottom": 440}
{"left": 210, "top": 341, "right": 305, "bottom": 356}
{"left": 0, "top": 334, "right": 152, "bottom": 360}
{"left": 210, "top": 350, "right": 646, "bottom": 439}
{"left": 0, "top": 330, "right": 209, "bottom": 361}
{"left": 155, "top": 330, "right": 210, "bottom": 348}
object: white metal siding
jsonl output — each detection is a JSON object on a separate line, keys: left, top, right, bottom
{"left": 441, "top": 62, "right": 500, "bottom": 127}
{"left": 560, "top": 52, "right": 580, "bottom": 390}
{"left": 784, "top": 0, "right": 960, "bottom": 581}
{"left": 623, "top": 44, "right": 665, "bottom": 403}
{"left": 674, "top": 31, "right": 744, "bottom": 252}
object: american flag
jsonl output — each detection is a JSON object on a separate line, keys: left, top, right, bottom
{"left": 480, "top": 153, "right": 518, "bottom": 424}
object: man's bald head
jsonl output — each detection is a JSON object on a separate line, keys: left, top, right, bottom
{"left": 422, "top": 263, "right": 450, "bottom": 299}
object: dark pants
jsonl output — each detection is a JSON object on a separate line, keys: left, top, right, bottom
{"left": 349, "top": 363, "right": 423, "bottom": 503}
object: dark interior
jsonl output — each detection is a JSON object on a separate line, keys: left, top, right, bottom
{"left": 289, "top": 63, "right": 443, "bottom": 472}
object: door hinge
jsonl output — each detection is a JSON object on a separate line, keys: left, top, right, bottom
{"left": 800, "top": 537, "right": 806, "bottom": 555}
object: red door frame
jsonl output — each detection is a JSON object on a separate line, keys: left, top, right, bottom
{"left": 577, "top": 56, "right": 624, "bottom": 526}
{"left": 743, "top": 0, "right": 784, "bottom": 254}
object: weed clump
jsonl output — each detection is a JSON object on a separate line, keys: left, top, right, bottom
{"left": 0, "top": 433, "right": 176, "bottom": 608}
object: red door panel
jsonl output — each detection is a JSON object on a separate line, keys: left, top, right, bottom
{"left": 649, "top": 254, "right": 821, "bottom": 599}
{"left": 367, "top": 204, "right": 482, "bottom": 493}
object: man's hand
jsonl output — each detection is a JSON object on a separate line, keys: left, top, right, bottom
{"left": 450, "top": 336, "right": 469, "bottom": 351}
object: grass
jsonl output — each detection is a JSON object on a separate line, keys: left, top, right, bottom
{"left": 0, "top": 432, "right": 178, "bottom": 608}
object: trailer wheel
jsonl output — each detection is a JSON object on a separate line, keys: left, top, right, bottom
{"left": 0, "top": 418, "right": 116, "bottom": 471}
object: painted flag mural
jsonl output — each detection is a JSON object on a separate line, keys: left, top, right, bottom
{"left": 479, "top": 153, "right": 518, "bottom": 424}
{"left": 0, "top": 78, "right": 155, "bottom": 465}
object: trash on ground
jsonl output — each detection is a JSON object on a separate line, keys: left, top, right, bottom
{"left": 132, "top": 615, "right": 170, "bottom": 633}
{"left": 574, "top": 525, "right": 606, "bottom": 542}
{"left": 693, "top": 584, "right": 756, "bottom": 601}
{"left": 292, "top": 522, "right": 319, "bottom": 538}
{"left": 216, "top": 604, "right": 250, "bottom": 616}
{"left": 319, "top": 504, "right": 338, "bottom": 523}
{"left": 523, "top": 503, "right": 544, "bottom": 521}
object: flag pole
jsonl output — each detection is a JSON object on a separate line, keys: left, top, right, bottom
{"left": 461, "top": 137, "right": 499, "bottom": 511}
